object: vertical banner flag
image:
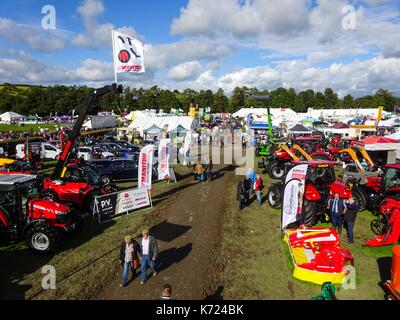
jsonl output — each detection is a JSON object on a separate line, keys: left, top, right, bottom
{"left": 281, "top": 164, "right": 308, "bottom": 230}
{"left": 375, "top": 106, "right": 383, "bottom": 126}
{"left": 158, "top": 139, "right": 171, "bottom": 180}
{"left": 138, "top": 144, "right": 155, "bottom": 190}
{"left": 112, "top": 30, "right": 145, "bottom": 74}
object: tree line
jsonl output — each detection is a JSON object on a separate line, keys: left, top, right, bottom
{"left": 0, "top": 83, "right": 399, "bottom": 116}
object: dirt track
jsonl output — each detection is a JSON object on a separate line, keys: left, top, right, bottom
{"left": 96, "top": 165, "right": 235, "bottom": 300}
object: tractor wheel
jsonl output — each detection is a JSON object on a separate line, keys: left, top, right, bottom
{"left": 269, "top": 162, "right": 285, "bottom": 180}
{"left": 351, "top": 186, "right": 367, "bottom": 212}
{"left": 371, "top": 219, "right": 386, "bottom": 235}
{"left": 41, "top": 189, "right": 59, "bottom": 202}
{"left": 303, "top": 199, "right": 317, "bottom": 227}
{"left": 268, "top": 184, "right": 282, "bottom": 209}
{"left": 25, "top": 222, "right": 58, "bottom": 254}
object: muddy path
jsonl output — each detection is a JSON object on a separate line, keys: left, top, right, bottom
{"left": 96, "top": 164, "right": 236, "bottom": 300}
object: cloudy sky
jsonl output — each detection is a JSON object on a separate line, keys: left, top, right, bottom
{"left": 0, "top": 0, "right": 399, "bottom": 97}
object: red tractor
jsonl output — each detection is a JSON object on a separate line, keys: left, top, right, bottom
{"left": 349, "top": 164, "right": 400, "bottom": 214}
{"left": 0, "top": 174, "right": 78, "bottom": 253}
{"left": 327, "top": 137, "right": 358, "bottom": 161}
{"left": 259, "top": 143, "right": 332, "bottom": 180}
{"left": 267, "top": 160, "right": 352, "bottom": 226}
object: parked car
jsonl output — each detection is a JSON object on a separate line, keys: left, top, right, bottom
{"left": 95, "top": 142, "right": 133, "bottom": 158}
{"left": 112, "top": 140, "right": 140, "bottom": 153}
{"left": 77, "top": 146, "right": 114, "bottom": 161}
{"left": 16, "top": 142, "right": 61, "bottom": 160}
{"left": 87, "top": 158, "right": 138, "bottom": 184}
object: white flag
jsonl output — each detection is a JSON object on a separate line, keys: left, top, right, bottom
{"left": 112, "top": 30, "right": 145, "bottom": 74}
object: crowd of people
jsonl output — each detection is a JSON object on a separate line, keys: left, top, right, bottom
{"left": 237, "top": 169, "right": 265, "bottom": 210}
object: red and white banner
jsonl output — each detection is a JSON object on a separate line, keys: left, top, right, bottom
{"left": 285, "top": 164, "right": 308, "bottom": 184}
{"left": 158, "top": 139, "right": 171, "bottom": 180}
{"left": 281, "top": 164, "right": 308, "bottom": 230}
{"left": 138, "top": 144, "right": 154, "bottom": 190}
{"left": 112, "top": 30, "right": 145, "bottom": 74}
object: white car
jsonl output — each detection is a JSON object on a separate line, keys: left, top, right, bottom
{"left": 77, "top": 147, "right": 114, "bottom": 161}
{"left": 16, "top": 143, "right": 62, "bottom": 160}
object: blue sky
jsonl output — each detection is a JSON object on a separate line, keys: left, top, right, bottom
{"left": 0, "top": 0, "right": 400, "bottom": 97}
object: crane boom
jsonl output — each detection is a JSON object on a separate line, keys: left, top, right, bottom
{"left": 51, "top": 84, "right": 123, "bottom": 180}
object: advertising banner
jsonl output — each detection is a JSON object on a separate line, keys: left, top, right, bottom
{"left": 281, "top": 164, "right": 308, "bottom": 230}
{"left": 94, "top": 188, "right": 151, "bottom": 223}
{"left": 158, "top": 139, "right": 171, "bottom": 180}
{"left": 138, "top": 144, "right": 155, "bottom": 190}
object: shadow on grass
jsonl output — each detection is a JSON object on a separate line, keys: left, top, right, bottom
{"left": 149, "top": 220, "right": 192, "bottom": 243}
{"left": 156, "top": 243, "right": 192, "bottom": 273}
{"left": 0, "top": 216, "right": 116, "bottom": 300}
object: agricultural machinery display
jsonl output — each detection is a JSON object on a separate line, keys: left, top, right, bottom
{"left": 268, "top": 160, "right": 352, "bottom": 226}
{"left": 349, "top": 164, "right": 400, "bottom": 214}
{"left": 259, "top": 144, "right": 332, "bottom": 180}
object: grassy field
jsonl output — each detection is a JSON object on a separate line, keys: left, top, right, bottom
{"left": 0, "top": 123, "right": 58, "bottom": 132}
{"left": 0, "top": 164, "right": 194, "bottom": 300}
{"left": 214, "top": 167, "right": 396, "bottom": 300}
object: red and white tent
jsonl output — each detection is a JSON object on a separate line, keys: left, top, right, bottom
{"left": 362, "top": 135, "right": 400, "bottom": 152}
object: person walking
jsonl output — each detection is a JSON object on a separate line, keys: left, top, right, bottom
{"left": 327, "top": 193, "right": 345, "bottom": 236}
{"left": 206, "top": 159, "right": 213, "bottom": 181}
{"left": 160, "top": 284, "right": 174, "bottom": 300}
{"left": 237, "top": 181, "right": 246, "bottom": 210}
{"left": 138, "top": 229, "right": 159, "bottom": 284}
{"left": 242, "top": 175, "right": 252, "bottom": 205}
{"left": 254, "top": 174, "right": 265, "bottom": 206}
{"left": 194, "top": 162, "right": 204, "bottom": 181}
{"left": 343, "top": 197, "right": 358, "bottom": 244}
{"left": 119, "top": 235, "right": 140, "bottom": 287}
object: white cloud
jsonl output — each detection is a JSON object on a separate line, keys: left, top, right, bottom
{"left": 146, "top": 39, "right": 231, "bottom": 70}
{"left": 217, "top": 56, "right": 400, "bottom": 97}
{"left": 166, "top": 61, "right": 203, "bottom": 81}
{"left": 0, "top": 18, "right": 65, "bottom": 52}
{"left": 171, "top": 0, "right": 310, "bottom": 38}
{"left": 72, "top": 0, "right": 139, "bottom": 49}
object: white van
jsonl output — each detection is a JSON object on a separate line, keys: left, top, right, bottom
{"left": 16, "top": 143, "right": 62, "bottom": 160}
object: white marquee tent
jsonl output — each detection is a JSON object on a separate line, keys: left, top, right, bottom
{"left": 0, "top": 111, "right": 25, "bottom": 123}
{"left": 128, "top": 116, "right": 196, "bottom": 135}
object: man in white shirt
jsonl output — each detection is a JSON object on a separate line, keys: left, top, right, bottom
{"left": 138, "top": 228, "right": 159, "bottom": 284}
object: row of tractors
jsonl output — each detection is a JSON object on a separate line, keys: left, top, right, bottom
{"left": 260, "top": 134, "right": 400, "bottom": 247}
{"left": 0, "top": 84, "right": 123, "bottom": 254}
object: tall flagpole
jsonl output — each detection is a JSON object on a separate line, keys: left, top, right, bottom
{"left": 111, "top": 27, "right": 118, "bottom": 84}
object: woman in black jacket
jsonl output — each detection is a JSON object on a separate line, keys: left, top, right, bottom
{"left": 237, "top": 181, "right": 245, "bottom": 210}
{"left": 344, "top": 197, "right": 358, "bottom": 244}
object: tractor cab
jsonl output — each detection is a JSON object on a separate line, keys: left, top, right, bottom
{"left": 294, "top": 136, "right": 324, "bottom": 153}
{"left": 381, "top": 165, "right": 400, "bottom": 193}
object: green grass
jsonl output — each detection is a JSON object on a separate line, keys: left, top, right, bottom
{"left": 215, "top": 168, "right": 397, "bottom": 300}
{"left": 1, "top": 164, "right": 194, "bottom": 300}
{"left": 0, "top": 123, "right": 58, "bottom": 132}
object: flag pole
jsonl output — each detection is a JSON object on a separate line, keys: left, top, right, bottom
{"left": 111, "top": 27, "right": 118, "bottom": 84}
